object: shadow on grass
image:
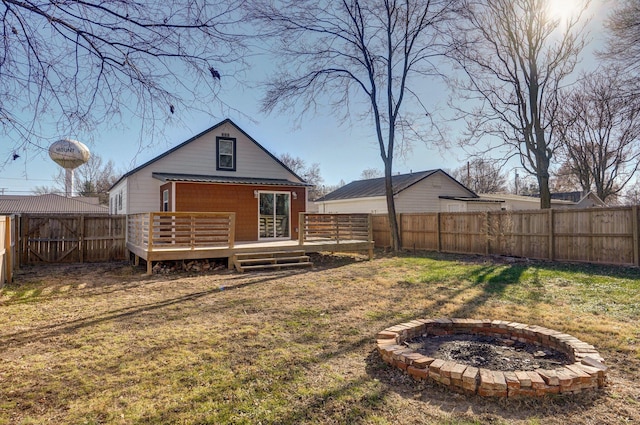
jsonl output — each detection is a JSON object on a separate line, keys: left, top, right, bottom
{"left": 0, "top": 273, "right": 282, "bottom": 350}
{"left": 397, "top": 249, "right": 640, "bottom": 281}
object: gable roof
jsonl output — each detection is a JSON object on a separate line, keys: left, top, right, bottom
{"left": 0, "top": 194, "right": 108, "bottom": 214}
{"left": 110, "top": 118, "right": 305, "bottom": 190}
{"left": 317, "top": 169, "right": 477, "bottom": 201}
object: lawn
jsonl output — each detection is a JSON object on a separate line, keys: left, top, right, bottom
{"left": 1, "top": 252, "right": 639, "bottom": 424}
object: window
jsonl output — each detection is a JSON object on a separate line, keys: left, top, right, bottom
{"left": 216, "top": 137, "right": 236, "bottom": 171}
{"left": 118, "top": 191, "right": 123, "bottom": 210}
{"left": 163, "top": 189, "right": 169, "bottom": 212}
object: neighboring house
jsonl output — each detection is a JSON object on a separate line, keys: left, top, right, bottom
{"left": 314, "top": 169, "right": 503, "bottom": 214}
{"left": 552, "top": 191, "right": 605, "bottom": 208}
{"left": 0, "top": 194, "right": 108, "bottom": 215}
{"left": 478, "top": 191, "right": 605, "bottom": 210}
{"left": 109, "top": 119, "right": 309, "bottom": 242}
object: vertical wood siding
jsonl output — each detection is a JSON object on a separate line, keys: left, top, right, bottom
{"left": 174, "top": 182, "right": 305, "bottom": 241}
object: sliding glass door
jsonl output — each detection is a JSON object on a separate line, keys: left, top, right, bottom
{"left": 259, "top": 192, "right": 290, "bottom": 239}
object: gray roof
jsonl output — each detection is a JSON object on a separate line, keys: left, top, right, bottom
{"left": 152, "top": 173, "right": 311, "bottom": 187}
{"left": 317, "top": 169, "right": 477, "bottom": 201}
{"left": 0, "top": 194, "right": 108, "bottom": 214}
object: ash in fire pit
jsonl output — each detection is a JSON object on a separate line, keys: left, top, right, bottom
{"left": 406, "top": 334, "right": 570, "bottom": 371}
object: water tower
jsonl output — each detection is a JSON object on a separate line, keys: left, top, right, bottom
{"left": 48, "top": 139, "right": 90, "bottom": 197}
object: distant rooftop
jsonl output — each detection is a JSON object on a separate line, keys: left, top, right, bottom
{"left": 0, "top": 194, "right": 108, "bottom": 214}
{"left": 317, "top": 169, "right": 476, "bottom": 201}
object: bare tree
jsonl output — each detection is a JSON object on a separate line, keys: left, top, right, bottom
{"left": 251, "top": 0, "right": 460, "bottom": 251}
{"left": 1, "top": 1, "right": 245, "bottom": 167}
{"left": 31, "top": 153, "right": 119, "bottom": 204}
{"left": 450, "top": 0, "right": 589, "bottom": 208}
{"left": 278, "top": 153, "right": 325, "bottom": 200}
{"left": 360, "top": 168, "right": 384, "bottom": 180}
{"left": 550, "top": 161, "right": 581, "bottom": 193}
{"left": 602, "top": 0, "right": 640, "bottom": 75}
{"left": 451, "top": 158, "right": 507, "bottom": 193}
{"left": 622, "top": 181, "right": 640, "bottom": 206}
{"left": 556, "top": 68, "right": 640, "bottom": 202}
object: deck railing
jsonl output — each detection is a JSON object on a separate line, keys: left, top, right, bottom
{"left": 127, "top": 212, "right": 235, "bottom": 251}
{"left": 299, "top": 213, "right": 372, "bottom": 245}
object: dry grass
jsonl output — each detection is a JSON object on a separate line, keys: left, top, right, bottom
{"left": 1, "top": 252, "right": 639, "bottom": 424}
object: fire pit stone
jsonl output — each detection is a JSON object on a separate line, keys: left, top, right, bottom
{"left": 377, "top": 318, "right": 607, "bottom": 397}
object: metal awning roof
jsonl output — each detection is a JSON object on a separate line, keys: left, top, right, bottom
{"left": 152, "top": 172, "right": 311, "bottom": 187}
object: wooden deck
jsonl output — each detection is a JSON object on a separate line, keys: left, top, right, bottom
{"left": 127, "top": 212, "right": 374, "bottom": 273}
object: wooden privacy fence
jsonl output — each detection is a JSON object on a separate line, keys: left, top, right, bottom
{"left": 19, "top": 214, "right": 127, "bottom": 265}
{"left": 127, "top": 212, "right": 236, "bottom": 251}
{"left": 1, "top": 216, "right": 15, "bottom": 284}
{"left": 373, "top": 206, "right": 640, "bottom": 267}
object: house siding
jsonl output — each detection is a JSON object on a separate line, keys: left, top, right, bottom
{"left": 396, "top": 172, "right": 474, "bottom": 213}
{"left": 466, "top": 202, "right": 503, "bottom": 212}
{"left": 174, "top": 182, "right": 305, "bottom": 241}
{"left": 314, "top": 171, "right": 481, "bottom": 214}
{"left": 117, "top": 121, "right": 303, "bottom": 215}
{"left": 316, "top": 196, "right": 388, "bottom": 214}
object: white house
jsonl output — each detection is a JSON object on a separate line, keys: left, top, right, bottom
{"left": 314, "top": 170, "right": 503, "bottom": 214}
{"left": 109, "top": 119, "right": 310, "bottom": 242}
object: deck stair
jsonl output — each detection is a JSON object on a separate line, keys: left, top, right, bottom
{"left": 232, "top": 250, "right": 313, "bottom": 272}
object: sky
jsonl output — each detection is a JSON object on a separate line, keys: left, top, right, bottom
{"left": 0, "top": 0, "right": 610, "bottom": 196}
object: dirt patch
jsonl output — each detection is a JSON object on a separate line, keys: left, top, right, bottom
{"left": 406, "top": 334, "right": 570, "bottom": 371}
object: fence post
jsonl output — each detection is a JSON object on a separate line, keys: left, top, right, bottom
{"left": 20, "top": 214, "right": 28, "bottom": 265}
{"left": 368, "top": 214, "right": 374, "bottom": 260}
{"left": 396, "top": 213, "right": 403, "bottom": 249}
{"left": 4, "top": 216, "right": 11, "bottom": 283}
{"left": 633, "top": 206, "right": 639, "bottom": 267}
{"left": 485, "top": 212, "right": 490, "bottom": 256}
{"left": 79, "top": 215, "right": 85, "bottom": 263}
{"left": 436, "top": 212, "right": 441, "bottom": 252}
{"left": 548, "top": 209, "right": 555, "bottom": 261}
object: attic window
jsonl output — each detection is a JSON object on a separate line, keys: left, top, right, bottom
{"left": 216, "top": 137, "right": 236, "bottom": 171}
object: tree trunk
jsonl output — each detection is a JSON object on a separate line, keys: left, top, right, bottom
{"left": 384, "top": 164, "right": 401, "bottom": 251}
{"left": 538, "top": 174, "right": 551, "bottom": 209}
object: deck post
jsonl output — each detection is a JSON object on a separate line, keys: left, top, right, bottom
{"left": 229, "top": 213, "right": 236, "bottom": 249}
{"left": 298, "top": 212, "right": 305, "bottom": 245}
{"left": 147, "top": 259, "right": 153, "bottom": 275}
{"left": 147, "top": 212, "right": 154, "bottom": 252}
{"left": 190, "top": 214, "right": 196, "bottom": 250}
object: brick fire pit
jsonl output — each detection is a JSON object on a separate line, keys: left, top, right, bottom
{"left": 377, "top": 318, "right": 607, "bottom": 397}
